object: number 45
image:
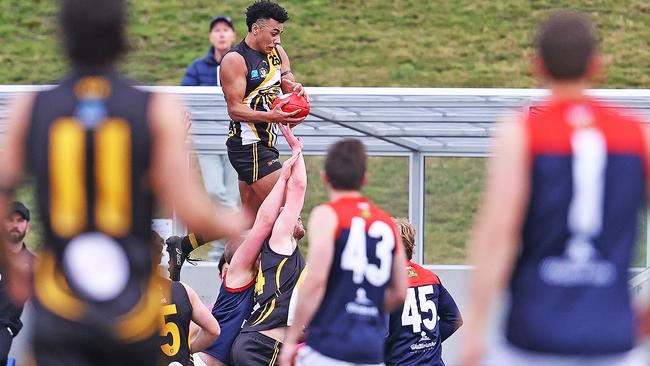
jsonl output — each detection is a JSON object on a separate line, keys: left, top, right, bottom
{"left": 401, "top": 285, "right": 437, "bottom": 333}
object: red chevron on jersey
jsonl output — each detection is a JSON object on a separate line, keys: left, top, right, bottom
{"left": 526, "top": 98, "right": 648, "bottom": 158}
{"left": 328, "top": 196, "right": 398, "bottom": 243}
{"left": 406, "top": 261, "right": 440, "bottom": 288}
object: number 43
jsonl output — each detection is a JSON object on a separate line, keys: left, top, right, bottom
{"left": 401, "top": 285, "right": 437, "bottom": 333}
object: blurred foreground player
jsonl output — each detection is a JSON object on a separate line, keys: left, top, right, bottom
{"left": 280, "top": 139, "right": 408, "bottom": 366}
{"left": 385, "top": 218, "right": 462, "bottom": 366}
{"left": 462, "top": 11, "right": 650, "bottom": 366}
{"left": 0, "top": 1, "right": 242, "bottom": 365}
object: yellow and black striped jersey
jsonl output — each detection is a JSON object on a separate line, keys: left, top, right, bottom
{"left": 26, "top": 71, "right": 161, "bottom": 342}
{"left": 159, "top": 280, "right": 194, "bottom": 366}
{"left": 241, "top": 237, "right": 305, "bottom": 333}
{"left": 226, "top": 40, "right": 283, "bottom": 148}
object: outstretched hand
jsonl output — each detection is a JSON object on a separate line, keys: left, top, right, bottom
{"left": 279, "top": 123, "right": 303, "bottom": 153}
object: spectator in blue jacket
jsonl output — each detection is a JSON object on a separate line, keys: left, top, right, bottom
{"left": 181, "top": 16, "right": 237, "bottom": 86}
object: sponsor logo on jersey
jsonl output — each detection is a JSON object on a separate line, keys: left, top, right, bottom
{"left": 358, "top": 202, "right": 372, "bottom": 219}
{"left": 407, "top": 266, "right": 418, "bottom": 278}
{"left": 409, "top": 331, "right": 436, "bottom": 351}
{"left": 251, "top": 70, "right": 260, "bottom": 79}
{"left": 345, "top": 288, "right": 379, "bottom": 316}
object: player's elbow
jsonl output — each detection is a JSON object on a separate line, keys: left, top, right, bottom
{"left": 307, "top": 273, "right": 328, "bottom": 294}
{"left": 227, "top": 105, "right": 245, "bottom": 122}
{"left": 207, "top": 319, "right": 221, "bottom": 340}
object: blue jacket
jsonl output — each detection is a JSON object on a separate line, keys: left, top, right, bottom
{"left": 181, "top": 47, "right": 221, "bottom": 86}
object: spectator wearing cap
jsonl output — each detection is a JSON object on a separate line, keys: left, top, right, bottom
{"left": 181, "top": 16, "right": 237, "bottom": 86}
{"left": 0, "top": 202, "right": 35, "bottom": 365}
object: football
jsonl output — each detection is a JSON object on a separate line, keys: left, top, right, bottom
{"left": 272, "top": 93, "right": 310, "bottom": 119}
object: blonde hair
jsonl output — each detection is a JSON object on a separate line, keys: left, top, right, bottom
{"left": 393, "top": 217, "right": 415, "bottom": 260}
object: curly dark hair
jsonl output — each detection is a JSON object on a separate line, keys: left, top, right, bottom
{"left": 59, "top": 0, "right": 128, "bottom": 68}
{"left": 245, "top": 0, "right": 289, "bottom": 32}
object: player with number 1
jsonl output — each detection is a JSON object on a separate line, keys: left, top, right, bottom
{"left": 280, "top": 139, "right": 408, "bottom": 366}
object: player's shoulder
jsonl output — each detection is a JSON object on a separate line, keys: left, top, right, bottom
{"left": 406, "top": 262, "right": 441, "bottom": 287}
{"left": 312, "top": 203, "right": 336, "bottom": 216}
{"left": 221, "top": 50, "right": 246, "bottom": 69}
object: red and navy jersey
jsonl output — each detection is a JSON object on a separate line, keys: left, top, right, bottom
{"left": 385, "top": 262, "right": 462, "bottom": 366}
{"left": 306, "top": 196, "right": 398, "bottom": 364}
{"left": 203, "top": 273, "right": 255, "bottom": 365}
{"left": 508, "top": 98, "right": 648, "bottom": 355}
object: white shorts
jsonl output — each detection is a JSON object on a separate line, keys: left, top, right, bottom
{"left": 488, "top": 341, "right": 650, "bottom": 366}
{"left": 192, "top": 354, "right": 209, "bottom": 366}
{"left": 297, "top": 346, "right": 385, "bottom": 366}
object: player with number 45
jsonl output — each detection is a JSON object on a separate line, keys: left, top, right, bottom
{"left": 385, "top": 218, "right": 463, "bottom": 366}
{"left": 280, "top": 139, "right": 409, "bottom": 366}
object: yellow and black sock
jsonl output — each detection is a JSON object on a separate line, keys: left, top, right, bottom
{"left": 181, "top": 233, "right": 206, "bottom": 255}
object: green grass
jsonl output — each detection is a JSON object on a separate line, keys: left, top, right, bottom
{"left": 3, "top": 1, "right": 650, "bottom": 267}
{"left": 2, "top": 1, "right": 650, "bottom": 87}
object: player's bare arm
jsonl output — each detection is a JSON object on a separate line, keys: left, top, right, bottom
{"left": 0, "top": 94, "right": 34, "bottom": 304}
{"left": 384, "top": 236, "right": 408, "bottom": 313}
{"left": 268, "top": 125, "right": 306, "bottom": 255}
{"left": 183, "top": 282, "right": 221, "bottom": 353}
{"left": 279, "top": 204, "right": 337, "bottom": 366}
{"left": 227, "top": 152, "right": 301, "bottom": 287}
{"left": 277, "top": 45, "right": 307, "bottom": 98}
{"left": 460, "top": 116, "right": 530, "bottom": 366}
{"left": 149, "top": 93, "right": 243, "bottom": 241}
{"left": 220, "top": 52, "right": 303, "bottom": 125}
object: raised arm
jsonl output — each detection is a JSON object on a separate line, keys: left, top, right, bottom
{"left": 149, "top": 93, "right": 243, "bottom": 242}
{"left": 269, "top": 125, "right": 306, "bottom": 254}
{"left": 219, "top": 52, "right": 304, "bottom": 125}
{"left": 277, "top": 45, "right": 306, "bottom": 98}
{"left": 182, "top": 282, "right": 221, "bottom": 353}
{"left": 227, "top": 152, "right": 301, "bottom": 286}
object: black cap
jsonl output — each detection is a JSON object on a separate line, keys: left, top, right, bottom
{"left": 210, "top": 16, "right": 234, "bottom": 31}
{"left": 12, "top": 201, "right": 29, "bottom": 221}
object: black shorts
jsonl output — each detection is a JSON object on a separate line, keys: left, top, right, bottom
{"left": 227, "top": 142, "right": 282, "bottom": 185}
{"left": 31, "top": 301, "right": 158, "bottom": 366}
{"left": 231, "top": 331, "right": 282, "bottom": 366}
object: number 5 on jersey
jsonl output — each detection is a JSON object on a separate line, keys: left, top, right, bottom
{"left": 341, "top": 217, "right": 395, "bottom": 287}
{"left": 401, "top": 285, "right": 437, "bottom": 333}
{"left": 160, "top": 304, "right": 180, "bottom": 356}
